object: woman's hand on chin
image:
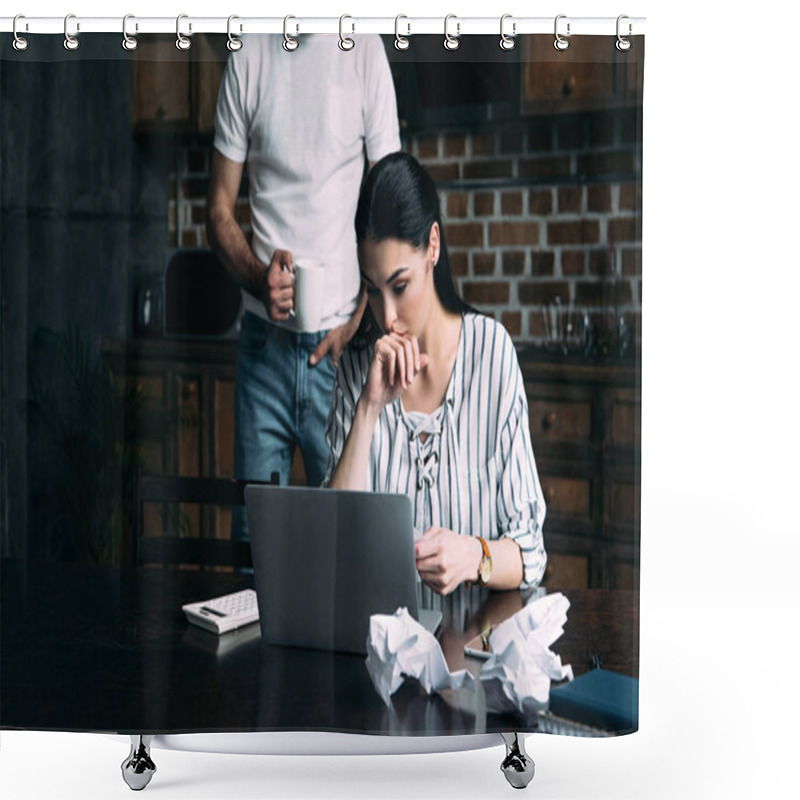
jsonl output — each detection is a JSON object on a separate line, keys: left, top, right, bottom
{"left": 414, "top": 526, "right": 483, "bottom": 596}
{"left": 361, "top": 332, "right": 429, "bottom": 413}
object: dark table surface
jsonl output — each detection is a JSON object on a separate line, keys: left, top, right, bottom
{"left": 0, "top": 559, "right": 638, "bottom": 736}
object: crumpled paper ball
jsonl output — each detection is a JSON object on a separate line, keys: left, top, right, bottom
{"left": 365, "top": 607, "right": 475, "bottom": 706}
{"left": 480, "top": 592, "right": 574, "bottom": 718}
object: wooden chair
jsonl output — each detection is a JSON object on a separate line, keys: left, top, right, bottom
{"left": 132, "top": 466, "right": 279, "bottom": 569}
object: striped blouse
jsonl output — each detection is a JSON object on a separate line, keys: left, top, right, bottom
{"left": 324, "top": 312, "right": 547, "bottom": 598}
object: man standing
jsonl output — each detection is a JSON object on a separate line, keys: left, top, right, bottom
{"left": 207, "top": 34, "right": 400, "bottom": 540}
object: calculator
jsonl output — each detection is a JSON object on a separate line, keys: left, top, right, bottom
{"left": 182, "top": 589, "right": 260, "bottom": 635}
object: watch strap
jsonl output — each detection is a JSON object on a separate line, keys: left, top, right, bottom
{"left": 477, "top": 536, "right": 492, "bottom": 586}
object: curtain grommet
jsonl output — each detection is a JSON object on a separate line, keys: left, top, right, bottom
{"left": 616, "top": 15, "right": 632, "bottom": 51}
{"left": 554, "top": 14, "right": 570, "bottom": 51}
{"left": 499, "top": 14, "right": 516, "bottom": 51}
{"left": 176, "top": 14, "right": 191, "bottom": 51}
{"left": 444, "top": 14, "right": 460, "bottom": 51}
{"left": 12, "top": 15, "right": 29, "bottom": 51}
{"left": 64, "top": 14, "right": 80, "bottom": 51}
{"left": 227, "top": 15, "right": 243, "bottom": 52}
{"left": 339, "top": 15, "right": 355, "bottom": 51}
{"left": 122, "top": 14, "right": 138, "bottom": 51}
{"left": 394, "top": 15, "right": 410, "bottom": 51}
{"left": 283, "top": 15, "right": 299, "bottom": 51}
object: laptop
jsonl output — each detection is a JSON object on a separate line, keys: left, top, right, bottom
{"left": 244, "top": 484, "right": 442, "bottom": 655}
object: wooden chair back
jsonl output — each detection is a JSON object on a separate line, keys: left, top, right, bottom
{"left": 133, "top": 467, "right": 279, "bottom": 568}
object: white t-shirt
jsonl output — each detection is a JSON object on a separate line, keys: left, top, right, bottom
{"left": 213, "top": 34, "right": 401, "bottom": 332}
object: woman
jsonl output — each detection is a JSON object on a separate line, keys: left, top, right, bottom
{"left": 325, "top": 152, "right": 546, "bottom": 601}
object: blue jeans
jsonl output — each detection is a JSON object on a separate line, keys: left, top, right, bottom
{"left": 231, "top": 312, "right": 337, "bottom": 542}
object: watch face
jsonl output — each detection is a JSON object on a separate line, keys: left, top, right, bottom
{"left": 479, "top": 557, "right": 492, "bottom": 585}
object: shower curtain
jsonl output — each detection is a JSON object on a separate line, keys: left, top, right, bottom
{"left": 0, "top": 18, "right": 643, "bottom": 758}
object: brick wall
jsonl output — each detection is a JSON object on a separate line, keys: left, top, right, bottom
{"left": 170, "top": 108, "right": 641, "bottom": 347}
{"left": 169, "top": 148, "right": 251, "bottom": 251}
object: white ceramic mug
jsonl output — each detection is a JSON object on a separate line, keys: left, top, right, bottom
{"left": 290, "top": 258, "right": 325, "bottom": 331}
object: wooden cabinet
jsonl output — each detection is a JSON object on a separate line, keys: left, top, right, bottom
{"left": 104, "top": 338, "right": 310, "bottom": 556}
{"left": 131, "top": 34, "right": 227, "bottom": 135}
{"left": 104, "top": 339, "right": 238, "bottom": 479}
{"left": 104, "top": 339, "right": 238, "bottom": 551}
{"left": 520, "top": 35, "right": 643, "bottom": 115}
{"left": 521, "top": 354, "right": 640, "bottom": 590}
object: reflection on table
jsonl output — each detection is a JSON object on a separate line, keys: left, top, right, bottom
{"left": 0, "top": 559, "right": 638, "bottom": 736}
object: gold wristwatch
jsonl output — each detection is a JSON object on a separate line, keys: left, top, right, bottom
{"left": 476, "top": 537, "right": 492, "bottom": 586}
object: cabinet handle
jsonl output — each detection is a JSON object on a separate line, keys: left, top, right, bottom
{"left": 543, "top": 411, "right": 557, "bottom": 431}
{"left": 545, "top": 486, "right": 556, "bottom": 503}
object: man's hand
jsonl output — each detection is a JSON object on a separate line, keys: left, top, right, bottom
{"left": 263, "top": 249, "right": 294, "bottom": 321}
{"left": 308, "top": 324, "right": 350, "bottom": 368}
{"left": 308, "top": 286, "right": 368, "bottom": 368}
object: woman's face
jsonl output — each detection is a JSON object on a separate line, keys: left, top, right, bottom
{"left": 359, "top": 223, "right": 440, "bottom": 340}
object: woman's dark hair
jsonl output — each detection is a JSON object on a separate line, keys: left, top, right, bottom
{"left": 352, "top": 152, "right": 473, "bottom": 343}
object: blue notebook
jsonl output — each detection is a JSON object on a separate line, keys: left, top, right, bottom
{"left": 548, "top": 668, "right": 639, "bottom": 733}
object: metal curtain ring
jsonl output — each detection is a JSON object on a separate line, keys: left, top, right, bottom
{"left": 554, "top": 14, "right": 570, "bottom": 51}
{"left": 616, "top": 15, "right": 632, "bottom": 51}
{"left": 394, "top": 15, "right": 410, "bottom": 51}
{"left": 122, "top": 15, "right": 138, "bottom": 51}
{"left": 283, "top": 16, "right": 299, "bottom": 51}
{"left": 499, "top": 14, "right": 516, "bottom": 51}
{"left": 64, "top": 14, "right": 79, "bottom": 51}
{"left": 339, "top": 15, "right": 355, "bottom": 51}
{"left": 444, "top": 14, "right": 460, "bottom": 51}
{"left": 227, "top": 15, "right": 242, "bottom": 52}
{"left": 12, "top": 15, "right": 29, "bottom": 51}
{"left": 176, "top": 14, "right": 191, "bottom": 51}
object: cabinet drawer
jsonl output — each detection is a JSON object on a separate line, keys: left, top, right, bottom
{"left": 613, "top": 560, "right": 640, "bottom": 591}
{"left": 542, "top": 552, "right": 589, "bottom": 590}
{"left": 529, "top": 398, "right": 592, "bottom": 445}
{"left": 541, "top": 475, "right": 591, "bottom": 519}
{"left": 605, "top": 387, "right": 640, "bottom": 449}
{"left": 604, "top": 466, "right": 640, "bottom": 534}
{"left": 131, "top": 37, "right": 192, "bottom": 131}
{"left": 521, "top": 36, "right": 618, "bottom": 115}
{"left": 131, "top": 34, "right": 226, "bottom": 135}
{"left": 610, "top": 480, "right": 640, "bottom": 527}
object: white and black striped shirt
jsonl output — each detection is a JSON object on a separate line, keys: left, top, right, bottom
{"left": 324, "top": 313, "right": 547, "bottom": 594}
